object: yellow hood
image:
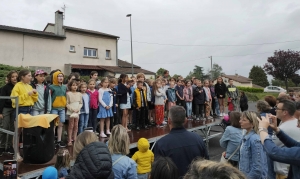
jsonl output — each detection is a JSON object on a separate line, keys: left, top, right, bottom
{"left": 52, "top": 71, "right": 64, "bottom": 85}
{"left": 138, "top": 138, "right": 150, "bottom": 153}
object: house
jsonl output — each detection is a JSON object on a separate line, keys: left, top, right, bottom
{"left": 214, "top": 74, "right": 253, "bottom": 87}
{"left": 69, "top": 59, "right": 155, "bottom": 79}
{"left": 0, "top": 10, "right": 155, "bottom": 78}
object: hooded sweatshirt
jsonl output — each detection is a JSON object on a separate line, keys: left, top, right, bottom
{"left": 11, "top": 82, "right": 38, "bottom": 108}
{"left": 132, "top": 138, "right": 154, "bottom": 174}
{"left": 49, "top": 71, "right": 67, "bottom": 110}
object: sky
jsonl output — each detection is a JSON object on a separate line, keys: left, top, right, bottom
{"left": 1, "top": 0, "right": 300, "bottom": 80}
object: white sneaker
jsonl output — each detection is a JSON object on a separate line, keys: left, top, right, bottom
{"left": 106, "top": 130, "right": 111, "bottom": 135}
{"left": 100, "top": 132, "right": 107, "bottom": 138}
{"left": 162, "top": 121, "right": 167, "bottom": 125}
{"left": 223, "top": 113, "right": 226, "bottom": 116}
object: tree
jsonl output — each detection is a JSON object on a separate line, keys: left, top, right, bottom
{"left": 188, "top": 65, "right": 204, "bottom": 80}
{"left": 271, "top": 78, "right": 296, "bottom": 88}
{"left": 249, "top": 65, "right": 269, "bottom": 87}
{"left": 209, "top": 63, "right": 223, "bottom": 80}
{"left": 172, "top": 74, "right": 180, "bottom": 79}
{"left": 156, "top": 68, "right": 167, "bottom": 76}
{"left": 291, "top": 74, "right": 300, "bottom": 87}
{"left": 264, "top": 49, "right": 300, "bottom": 90}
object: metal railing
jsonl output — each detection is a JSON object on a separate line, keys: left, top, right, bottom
{"left": 0, "top": 96, "right": 19, "bottom": 160}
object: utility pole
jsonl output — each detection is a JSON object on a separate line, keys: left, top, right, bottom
{"left": 126, "top": 14, "right": 133, "bottom": 77}
{"left": 209, "top": 56, "right": 213, "bottom": 80}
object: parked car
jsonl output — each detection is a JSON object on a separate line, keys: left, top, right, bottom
{"left": 264, "top": 86, "right": 287, "bottom": 93}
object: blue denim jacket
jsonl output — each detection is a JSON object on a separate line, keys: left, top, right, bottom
{"left": 111, "top": 154, "right": 137, "bottom": 179}
{"left": 219, "top": 126, "right": 242, "bottom": 161}
{"left": 264, "top": 130, "right": 300, "bottom": 179}
{"left": 239, "top": 130, "right": 268, "bottom": 179}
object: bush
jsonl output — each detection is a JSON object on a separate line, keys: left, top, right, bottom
{"left": 237, "top": 86, "right": 263, "bottom": 93}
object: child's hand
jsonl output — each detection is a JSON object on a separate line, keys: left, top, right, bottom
{"left": 115, "top": 104, "right": 118, "bottom": 107}
{"left": 32, "top": 89, "right": 37, "bottom": 94}
{"left": 136, "top": 107, "right": 140, "bottom": 110}
{"left": 28, "top": 91, "right": 33, "bottom": 96}
{"left": 105, "top": 106, "right": 110, "bottom": 109}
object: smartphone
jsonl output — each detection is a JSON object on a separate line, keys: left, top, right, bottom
{"left": 3, "top": 160, "right": 17, "bottom": 179}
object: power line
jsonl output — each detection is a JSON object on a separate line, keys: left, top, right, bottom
{"left": 119, "top": 39, "right": 300, "bottom": 47}
{"left": 137, "top": 47, "right": 300, "bottom": 64}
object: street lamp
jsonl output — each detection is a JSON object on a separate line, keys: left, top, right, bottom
{"left": 126, "top": 14, "right": 134, "bottom": 77}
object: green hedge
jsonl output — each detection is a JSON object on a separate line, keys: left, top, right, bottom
{"left": 237, "top": 86, "right": 264, "bottom": 93}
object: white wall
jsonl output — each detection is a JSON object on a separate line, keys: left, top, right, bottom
{"left": 0, "top": 30, "right": 117, "bottom": 74}
{"left": 115, "top": 73, "right": 155, "bottom": 79}
{"left": 213, "top": 77, "right": 253, "bottom": 87}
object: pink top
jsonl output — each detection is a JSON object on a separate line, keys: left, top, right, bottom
{"left": 87, "top": 89, "right": 99, "bottom": 109}
{"left": 183, "top": 86, "right": 193, "bottom": 102}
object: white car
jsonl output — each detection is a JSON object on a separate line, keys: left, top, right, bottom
{"left": 264, "top": 86, "right": 287, "bottom": 93}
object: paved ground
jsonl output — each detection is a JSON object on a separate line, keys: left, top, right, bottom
{"left": 208, "top": 102, "right": 256, "bottom": 161}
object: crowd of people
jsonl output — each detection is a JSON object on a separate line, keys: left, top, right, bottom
{"left": 1, "top": 68, "right": 300, "bottom": 179}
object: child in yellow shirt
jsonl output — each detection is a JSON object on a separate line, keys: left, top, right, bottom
{"left": 132, "top": 138, "right": 154, "bottom": 179}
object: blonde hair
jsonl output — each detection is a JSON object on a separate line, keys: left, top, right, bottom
{"left": 241, "top": 111, "right": 260, "bottom": 133}
{"left": 184, "top": 159, "right": 246, "bottom": 179}
{"left": 73, "top": 131, "right": 98, "bottom": 159}
{"left": 55, "top": 149, "right": 71, "bottom": 171}
{"left": 108, "top": 125, "right": 130, "bottom": 155}
{"left": 136, "top": 73, "right": 145, "bottom": 79}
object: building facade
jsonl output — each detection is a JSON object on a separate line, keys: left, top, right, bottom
{"left": 0, "top": 11, "right": 155, "bottom": 78}
{"left": 214, "top": 74, "right": 253, "bottom": 87}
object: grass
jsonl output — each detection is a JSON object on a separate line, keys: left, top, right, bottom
{"left": 245, "top": 92, "right": 278, "bottom": 102}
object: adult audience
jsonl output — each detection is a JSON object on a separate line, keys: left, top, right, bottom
{"left": 108, "top": 125, "right": 137, "bottom": 179}
{"left": 257, "top": 115, "right": 300, "bottom": 179}
{"left": 294, "top": 101, "right": 300, "bottom": 119}
{"left": 239, "top": 111, "right": 268, "bottom": 178}
{"left": 153, "top": 106, "right": 209, "bottom": 177}
{"left": 264, "top": 95, "right": 277, "bottom": 115}
{"left": 219, "top": 111, "right": 242, "bottom": 167}
{"left": 149, "top": 157, "right": 178, "bottom": 179}
{"left": 272, "top": 100, "right": 300, "bottom": 179}
{"left": 67, "top": 131, "right": 114, "bottom": 179}
{"left": 184, "top": 159, "right": 246, "bottom": 179}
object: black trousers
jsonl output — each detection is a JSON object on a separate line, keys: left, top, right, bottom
{"left": 136, "top": 107, "right": 146, "bottom": 128}
{"left": 211, "top": 97, "right": 216, "bottom": 115}
{"left": 195, "top": 104, "right": 204, "bottom": 117}
{"left": 88, "top": 108, "right": 98, "bottom": 132}
{"left": 176, "top": 99, "right": 187, "bottom": 115}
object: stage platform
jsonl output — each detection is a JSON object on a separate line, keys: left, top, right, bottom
{"left": 0, "top": 118, "right": 223, "bottom": 179}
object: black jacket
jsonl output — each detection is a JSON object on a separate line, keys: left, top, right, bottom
{"left": 214, "top": 83, "right": 227, "bottom": 98}
{"left": 66, "top": 142, "right": 114, "bottom": 179}
{"left": 117, "top": 83, "right": 132, "bottom": 104}
{"left": 153, "top": 127, "right": 209, "bottom": 177}
{"left": 240, "top": 95, "right": 248, "bottom": 109}
{"left": 30, "top": 82, "right": 50, "bottom": 114}
{"left": 193, "top": 86, "right": 206, "bottom": 105}
{"left": 0, "top": 83, "right": 15, "bottom": 113}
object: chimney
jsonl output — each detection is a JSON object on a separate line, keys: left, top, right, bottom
{"left": 54, "top": 10, "right": 64, "bottom": 36}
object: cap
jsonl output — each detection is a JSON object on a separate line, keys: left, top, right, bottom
{"left": 35, "top": 69, "right": 48, "bottom": 76}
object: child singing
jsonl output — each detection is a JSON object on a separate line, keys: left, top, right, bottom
{"left": 79, "top": 82, "right": 89, "bottom": 134}
{"left": 87, "top": 79, "right": 99, "bottom": 133}
{"left": 66, "top": 80, "right": 83, "bottom": 146}
{"left": 97, "top": 78, "right": 113, "bottom": 138}
{"left": 153, "top": 79, "right": 166, "bottom": 127}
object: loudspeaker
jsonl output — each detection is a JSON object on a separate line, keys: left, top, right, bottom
{"left": 23, "top": 121, "right": 55, "bottom": 164}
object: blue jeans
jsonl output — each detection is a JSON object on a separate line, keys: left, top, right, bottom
{"left": 79, "top": 113, "right": 89, "bottom": 134}
{"left": 186, "top": 102, "right": 192, "bottom": 117}
{"left": 214, "top": 100, "right": 220, "bottom": 116}
{"left": 51, "top": 109, "right": 66, "bottom": 123}
{"left": 31, "top": 109, "right": 45, "bottom": 116}
{"left": 138, "top": 173, "right": 148, "bottom": 179}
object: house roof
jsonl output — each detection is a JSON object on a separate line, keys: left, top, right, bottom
{"left": 70, "top": 64, "right": 155, "bottom": 75}
{"left": 44, "top": 23, "right": 119, "bottom": 38}
{"left": 0, "top": 24, "right": 65, "bottom": 39}
{"left": 118, "top": 59, "right": 140, "bottom": 68}
{"left": 222, "top": 74, "right": 252, "bottom": 83}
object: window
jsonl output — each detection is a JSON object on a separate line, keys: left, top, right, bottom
{"left": 84, "top": 48, "right": 97, "bottom": 57}
{"left": 70, "top": 45, "right": 75, "bottom": 52}
{"left": 106, "top": 50, "right": 111, "bottom": 59}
